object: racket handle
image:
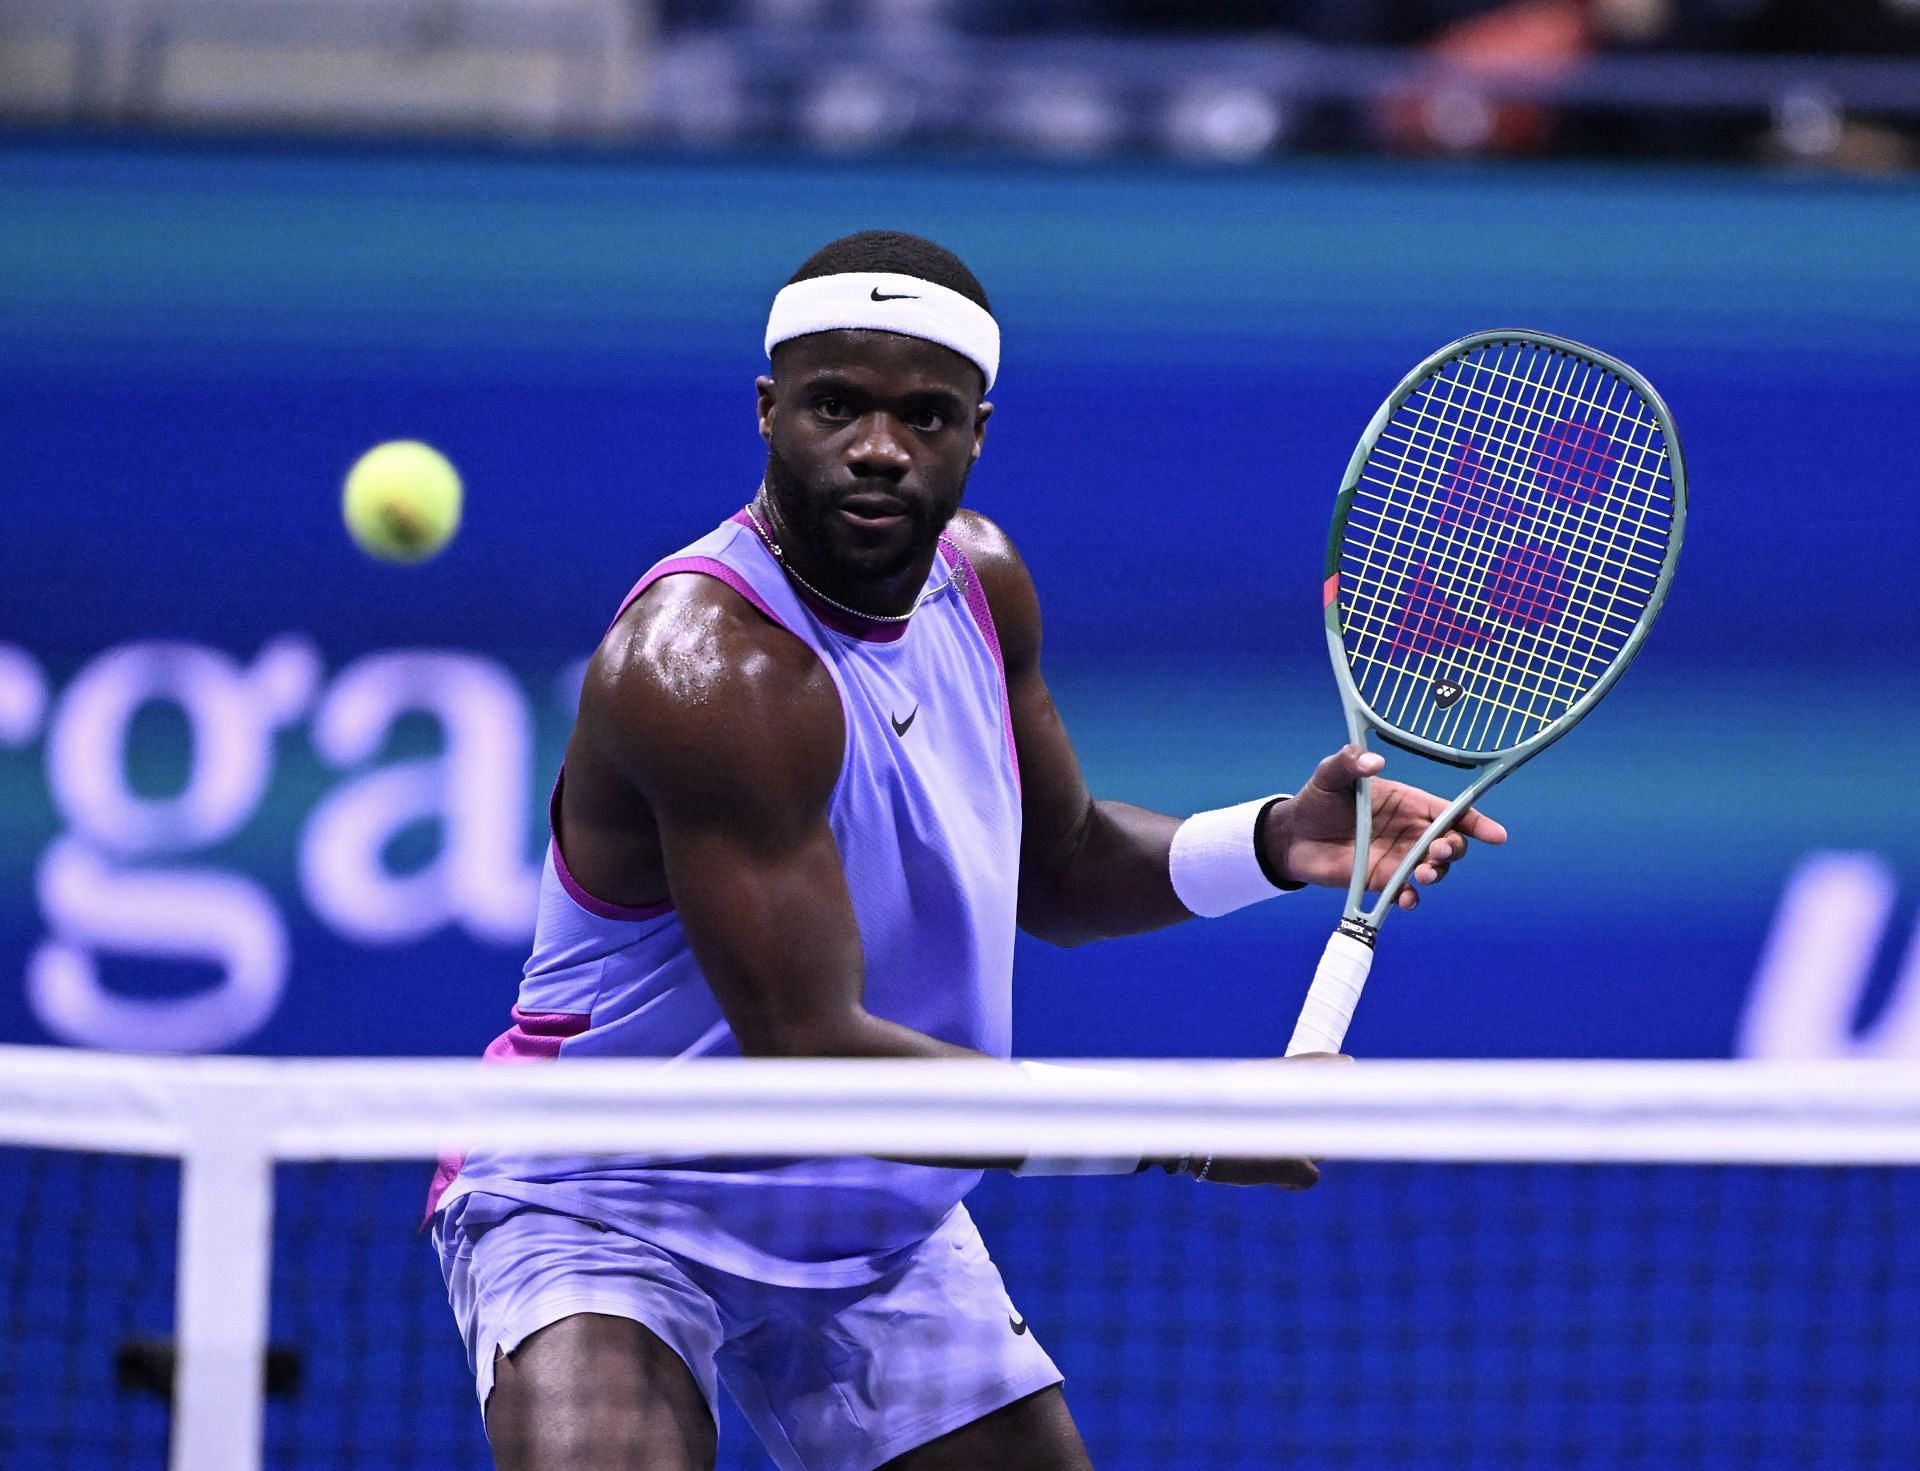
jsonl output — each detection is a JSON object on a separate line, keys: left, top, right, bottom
{"left": 1285, "top": 926, "right": 1376, "bottom": 1056}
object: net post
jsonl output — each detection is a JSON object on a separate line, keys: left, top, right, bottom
{"left": 170, "top": 1093, "right": 273, "bottom": 1471}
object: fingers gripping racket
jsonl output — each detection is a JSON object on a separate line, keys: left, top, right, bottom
{"left": 1285, "top": 330, "right": 1687, "bottom": 1057}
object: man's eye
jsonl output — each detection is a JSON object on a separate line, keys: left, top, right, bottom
{"left": 816, "top": 398, "right": 850, "bottom": 419}
{"left": 908, "top": 411, "right": 945, "bottom": 432}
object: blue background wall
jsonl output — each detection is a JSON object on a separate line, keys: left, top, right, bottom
{"left": 2, "top": 142, "right": 1918, "bottom": 1063}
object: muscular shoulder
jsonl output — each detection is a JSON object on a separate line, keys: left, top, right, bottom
{"left": 944, "top": 508, "right": 1041, "bottom": 673}
{"left": 579, "top": 573, "right": 844, "bottom": 826}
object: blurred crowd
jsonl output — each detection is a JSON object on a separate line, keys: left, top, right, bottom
{"left": 642, "top": 0, "right": 1919, "bottom": 166}
{"left": 664, "top": 0, "right": 1920, "bottom": 52}
{"left": 4, "top": 0, "right": 1914, "bottom": 167}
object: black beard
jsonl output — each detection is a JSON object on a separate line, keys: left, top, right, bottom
{"left": 762, "top": 446, "right": 960, "bottom": 584}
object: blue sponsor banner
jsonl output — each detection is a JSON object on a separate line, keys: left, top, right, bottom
{"left": 1, "top": 142, "right": 1916, "bottom": 1062}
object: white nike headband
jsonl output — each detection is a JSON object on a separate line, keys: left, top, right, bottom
{"left": 764, "top": 271, "right": 999, "bottom": 392}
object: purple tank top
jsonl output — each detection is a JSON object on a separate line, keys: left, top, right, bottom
{"left": 429, "top": 508, "right": 1023, "bottom": 1285}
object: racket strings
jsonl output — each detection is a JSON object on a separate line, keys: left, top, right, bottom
{"left": 1369, "top": 359, "right": 1660, "bottom": 666}
{"left": 1338, "top": 341, "right": 1675, "bottom": 755}
{"left": 1349, "top": 398, "right": 1656, "bottom": 746}
{"left": 1352, "top": 353, "right": 1669, "bottom": 747}
{"left": 1392, "top": 358, "right": 1660, "bottom": 734}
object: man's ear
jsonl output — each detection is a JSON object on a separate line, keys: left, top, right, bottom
{"left": 755, "top": 375, "right": 777, "bottom": 443}
{"left": 970, "top": 400, "right": 993, "bottom": 463}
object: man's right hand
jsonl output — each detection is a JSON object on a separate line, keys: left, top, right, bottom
{"left": 1177, "top": 1050, "right": 1352, "bottom": 1190}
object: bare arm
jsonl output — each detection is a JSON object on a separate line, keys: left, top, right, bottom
{"left": 577, "top": 573, "right": 988, "bottom": 1061}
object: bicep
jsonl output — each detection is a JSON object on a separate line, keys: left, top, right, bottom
{"left": 587, "top": 583, "right": 870, "bottom": 1055}
{"left": 654, "top": 803, "right": 869, "bottom": 1057}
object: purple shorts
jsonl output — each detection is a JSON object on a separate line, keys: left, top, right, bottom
{"left": 433, "top": 1194, "right": 1062, "bottom": 1471}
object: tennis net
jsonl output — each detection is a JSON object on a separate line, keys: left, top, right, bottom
{"left": 3, "top": 1047, "right": 1918, "bottom": 1471}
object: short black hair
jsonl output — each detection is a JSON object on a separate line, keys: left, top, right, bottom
{"left": 786, "top": 230, "right": 991, "bottom": 314}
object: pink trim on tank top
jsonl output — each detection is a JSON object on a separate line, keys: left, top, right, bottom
{"left": 485, "top": 1005, "right": 593, "bottom": 1060}
{"left": 941, "top": 540, "right": 1022, "bottom": 797}
{"left": 423, "top": 1006, "right": 592, "bottom": 1223}
{"left": 614, "top": 548, "right": 787, "bottom": 631}
{"left": 548, "top": 776, "right": 673, "bottom": 922}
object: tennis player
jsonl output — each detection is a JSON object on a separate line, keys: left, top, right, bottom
{"left": 429, "top": 230, "right": 1506, "bottom": 1471}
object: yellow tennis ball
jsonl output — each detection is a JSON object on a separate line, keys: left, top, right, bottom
{"left": 342, "top": 440, "right": 463, "bottom": 564}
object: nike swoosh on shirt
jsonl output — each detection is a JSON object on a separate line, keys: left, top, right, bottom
{"left": 890, "top": 707, "right": 918, "bottom": 737}
{"left": 1009, "top": 1313, "right": 1029, "bottom": 1336}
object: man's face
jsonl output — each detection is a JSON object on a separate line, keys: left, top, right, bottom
{"left": 758, "top": 330, "right": 990, "bottom": 583}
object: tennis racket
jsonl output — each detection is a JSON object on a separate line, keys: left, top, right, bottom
{"left": 1285, "top": 329, "right": 1687, "bottom": 1057}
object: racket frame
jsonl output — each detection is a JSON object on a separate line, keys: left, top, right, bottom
{"left": 1322, "top": 328, "right": 1688, "bottom": 934}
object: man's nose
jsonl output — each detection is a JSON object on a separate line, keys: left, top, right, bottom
{"left": 845, "top": 414, "right": 911, "bottom": 479}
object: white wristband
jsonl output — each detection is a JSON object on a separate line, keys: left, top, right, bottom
{"left": 1168, "top": 795, "right": 1297, "bottom": 918}
{"left": 1010, "top": 1061, "right": 1142, "bottom": 1175}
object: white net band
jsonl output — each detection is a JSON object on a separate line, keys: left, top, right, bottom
{"left": 8, "top": 1047, "right": 1920, "bottom": 1166}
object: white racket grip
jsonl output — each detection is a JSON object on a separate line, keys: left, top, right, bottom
{"left": 1286, "top": 929, "right": 1376, "bottom": 1056}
